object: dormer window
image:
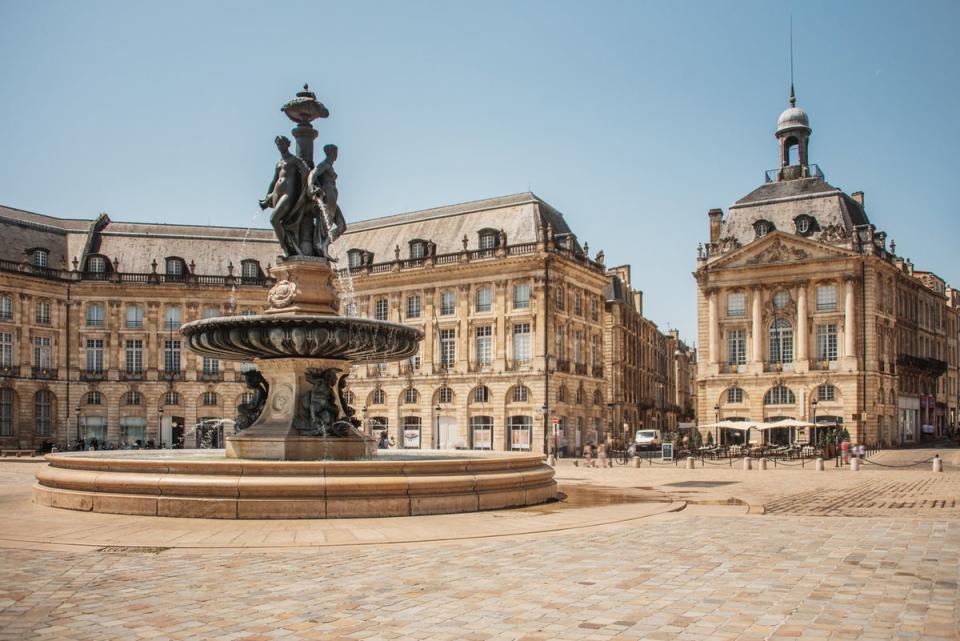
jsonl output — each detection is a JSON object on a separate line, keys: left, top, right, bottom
{"left": 87, "top": 256, "right": 108, "bottom": 273}
{"left": 478, "top": 229, "right": 499, "bottom": 250}
{"left": 241, "top": 259, "right": 261, "bottom": 281}
{"left": 31, "top": 248, "right": 49, "bottom": 268}
{"left": 409, "top": 240, "right": 427, "bottom": 259}
{"left": 754, "top": 220, "right": 774, "bottom": 239}
{"left": 794, "top": 214, "right": 816, "bottom": 237}
{"left": 347, "top": 249, "right": 364, "bottom": 268}
{"left": 165, "top": 257, "right": 186, "bottom": 277}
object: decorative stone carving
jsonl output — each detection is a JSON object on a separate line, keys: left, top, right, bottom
{"left": 717, "top": 236, "right": 742, "bottom": 253}
{"left": 267, "top": 279, "right": 298, "bottom": 309}
{"left": 745, "top": 239, "right": 809, "bottom": 265}
{"left": 819, "top": 224, "right": 848, "bottom": 242}
{"left": 235, "top": 369, "right": 269, "bottom": 433}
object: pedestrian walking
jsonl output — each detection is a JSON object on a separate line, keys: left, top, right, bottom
{"left": 583, "top": 443, "right": 594, "bottom": 468}
{"left": 597, "top": 442, "right": 609, "bottom": 468}
{"left": 858, "top": 443, "right": 866, "bottom": 460}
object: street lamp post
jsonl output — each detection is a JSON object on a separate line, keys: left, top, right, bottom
{"left": 435, "top": 403, "right": 441, "bottom": 449}
{"left": 714, "top": 403, "right": 720, "bottom": 446}
{"left": 158, "top": 406, "right": 164, "bottom": 449}
{"left": 811, "top": 398, "right": 818, "bottom": 445}
{"left": 74, "top": 402, "right": 81, "bottom": 448}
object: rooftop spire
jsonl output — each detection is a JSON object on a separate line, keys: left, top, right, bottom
{"left": 789, "top": 15, "right": 796, "bottom": 107}
{"left": 790, "top": 83, "right": 796, "bottom": 108}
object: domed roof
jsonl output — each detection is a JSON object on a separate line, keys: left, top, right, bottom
{"left": 776, "top": 106, "right": 810, "bottom": 135}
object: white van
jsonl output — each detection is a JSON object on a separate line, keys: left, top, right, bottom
{"left": 634, "top": 429, "right": 662, "bottom": 449}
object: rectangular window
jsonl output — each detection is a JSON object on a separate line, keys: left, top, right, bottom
{"left": 0, "top": 333, "right": 12, "bottom": 367}
{"left": 555, "top": 287, "right": 564, "bottom": 311}
{"left": 203, "top": 356, "right": 219, "bottom": 375}
{"left": 0, "top": 296, "right": 12, "bottom": 320}
{"left": 406, "top": 295, "right": 421, "bottom": 319}
{"left": 164, "top": 307, "right": 181, "bottom": 330}
{"left": 816, "top": 324, "right": 838, "bottom": 361}
{"left": 402, "top": 416, "right": 422, "bottom": 449}
{"left": 202, "top": 307, "right": 219, "bottom": 320}
{"left": 164, "top": 339, "right": 181, "bottom": 373}
{"left": 86, "top": 303, "right": 104, "bottom": 328}
{"left": 574, "top": 294, "right": 583, "bottom": 316}
{"left": 475, "top": 287, "right": 492, "bottom": 313}
{"left": 475, "top": 326, "right": 492, "bottom": 366}
{"left": 348, "top": 252, "right": 362, "bottom": 268}
{"left": 513, "top": 283, "right": 530, "bottom": 309}
{"left": 0, "top": 390, "right": 11, "bottom": 436}
{"left": 727, "top": 293, "right": 746, "bottom": 317}
{"left": 591, "top": 334, "right": 601, "bottom": 367}
{"left": 374, "top": 298, "right": 388, "bottom": 321}
{"left": 591, "top": 298, "right": 599, "bottom": 322}
{"left": 36, "top": 301, "right": 51, "bottom": 325}
{"left": 410, "top": 242, "right": 426, "bottom": 259}
{"left": 241, "top": 261, "right": 260, "bottom": 279}
{"left": 440, "top": 291, "right": 455, "bottom": 316}
{"left": 513, "top": 323, "right": 531, "bottom": 363}
{"left": 439, "top": 329, "right": 456, "bottom": 368}
{"left": 126, "top": 305, "right": 144, "bottom": 328}
{"left": 508, "top": 416, "right": 531, "bottom": 451}
{"left": 125, "top": 339, "right": 143, "bottom": 374}
{"left": 727, "top": 329, "right": 746, "bottom": 365}
{"left": 727, "top": 387, "right": 743, "bottom": 403}
{"left": 33, "top": 336, "right": 51, "bottom": 369}
{"left": 471, "top": 416, "right": 493, "bottom": 450}
{"left": 573, "top": 330, "right": 584, "bottom": 364}
{"left": 816, "top": 285, "right": 837, "bottom": 312}
{"left": 85, "top": 339, "right": 104, "bottom": 372}
{"left": 35, "top": 394, "right": 51, "bottom": 436}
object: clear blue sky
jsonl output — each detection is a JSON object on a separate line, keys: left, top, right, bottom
{"left": 2, "top": 1, "right": 958, "bottom": 345}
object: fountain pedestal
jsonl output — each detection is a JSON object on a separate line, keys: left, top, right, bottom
{"left": 226, "top": 358, "right": 374, "bottom": 461}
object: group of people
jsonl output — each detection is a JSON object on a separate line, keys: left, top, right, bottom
{"left": 577, "top": 442, "right": 612, "bottom": 468}
{"left": 377, "top": 432, "right": 396, "bottom": 449}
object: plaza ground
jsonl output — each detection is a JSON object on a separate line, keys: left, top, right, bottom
{"left": 0, "top": 448, "right": 957, "bottom": 640}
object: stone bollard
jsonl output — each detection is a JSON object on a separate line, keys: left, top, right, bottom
{"left": 758, "top": 458, "right": 767, "bottom": 470}
{"left": 815, "top": 457, "right": 824, "bottom": 472}
{"left": 742, "top": 456, "right": 752, "bottom": 471}
{"left": 547, "top": 454, "right": 556, "bottom": 466}
{"left": 850, "top": 457, "right": 860, "bottom": 472}
{"left": 933, "top": 455, "right": 943, "bottom": 473}
{"left": 632, "top": 456, "right": 641, "bottom": 468}
{"left": 686, "top": 457, "right": 695, "bottom": 469}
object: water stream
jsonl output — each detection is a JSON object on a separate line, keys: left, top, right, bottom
{"left": 316, "top": 199, "right": 358, "bottom": 317}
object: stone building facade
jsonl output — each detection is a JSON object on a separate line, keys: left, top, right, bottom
{"left": 0, "top": 206, "right": 278, "bottom": 450}
{"left": 0, "top": 194, "right": 694, "bottom": 454}
{"left": 695, "top": 92, "right": 955, "bottom": 447}
{"left": 330, "top": 193, "right": 611, "bottom": 455}
{"left": 603, "top": 266, "right": 695, "bottom": 442}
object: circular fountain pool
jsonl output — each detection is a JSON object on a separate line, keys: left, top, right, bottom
{"left": 34, "top": 450, "right": 557, "bottom": 519}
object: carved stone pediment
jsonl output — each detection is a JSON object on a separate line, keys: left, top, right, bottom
{"left": 716, "top": 236, "right": 742, "bottom": 253}
{"left": 745, "top": 239, "right": 809, "bottom": 265}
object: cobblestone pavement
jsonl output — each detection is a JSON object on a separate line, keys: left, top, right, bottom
{"left": 0, "top": 452, "right": 957, "bottom": 641}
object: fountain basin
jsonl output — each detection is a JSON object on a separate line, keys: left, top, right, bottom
{"left": 181, "top": 314, "right": 422, "bottom": 362}
{"left": 34, "top": 450, "right": 557, "bottom": 519}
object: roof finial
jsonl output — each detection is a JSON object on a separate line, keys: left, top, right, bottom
{"left": 789, "top": 15, "right": 796, "bottom": 107}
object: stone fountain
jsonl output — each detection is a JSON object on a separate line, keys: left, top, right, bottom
{"left": 33, "top": 86, "right": 557, "bottom": 518}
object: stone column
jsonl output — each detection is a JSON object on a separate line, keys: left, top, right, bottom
{"left": 422, "top": 288, "right": 435, "bottom": 375}
{"left": 750, "top": 288, "right": 762, "bottom": 368}
{"left": 494, "top": 280, "right": 507, "bottom": 369}
{"left": 707, "top": 290, "right": 719, "bottom": 365}
{"left": 844, "top": 278, "right": 856, "bottom": 362}
{"left": 796, "top": 285, "right": 808, "bottom": 371}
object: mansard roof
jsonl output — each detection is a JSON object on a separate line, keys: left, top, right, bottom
{"left": 329, "top": 192, "right": 578, "bottom": 263}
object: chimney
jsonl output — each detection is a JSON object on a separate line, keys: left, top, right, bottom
{"left": 851, "top": 191, "right": 864, "bottom": 207}
{"left": 632, "top": 291, "right": 643, "bottom": 316}
{"left": 708, "top": 209, "right": 723, "bottom": 244}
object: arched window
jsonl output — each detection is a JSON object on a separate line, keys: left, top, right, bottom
{"left": 403, "top": 388, "right": 418, "bottom": 404}
{"left": 511, "top": 385, "right": 529, "bottom": 403}
{"left": 0, "top": 388, "right": 13, "bottom": 436}
{"left": 124, "top": 390, "right": 142, "bottom": 406}
{"left": 164, "top": 391, "right": 180, "bottom": 406}
{"left": 764, "top": 385, "right": 796, "bottom": 405}
{"left": 438, "top": 386, "right": 453, "bottom": 404}
{"left": 372, "top": 388, "right": 385, "bottom": 405}
{"left": 727, "top": 387, "right": 744, "bottom": 403}
{"left": 165, "top": 257, "right": 186, "bottom": 277}
{"left": 202, "top": 392, "right": 219, "bottom": 406}
{"left": 557, "top": 385, "right": 567, "bottom": 403}
{"left": 85, "top": 391, "right": 102, "bottom": 405}
{"left": 769, "top": 318, "right": 794, "bottom": 363}
{"left": 408, "top": 239, "right": 428, "bottom": 259}
{"left": 593, "top": 389, "right": 603, "bottom": 405}
{"left": 473, "top": 386, "right": 490, "bottom": 403}
{"left": 817, "top": 384, "right": 836, "bottom": 402}
{"left": 343, "top": 390, "right": 354, "bottom": 406}
{"left": 35, "top": 390, "right": 52, "bottom": 436}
